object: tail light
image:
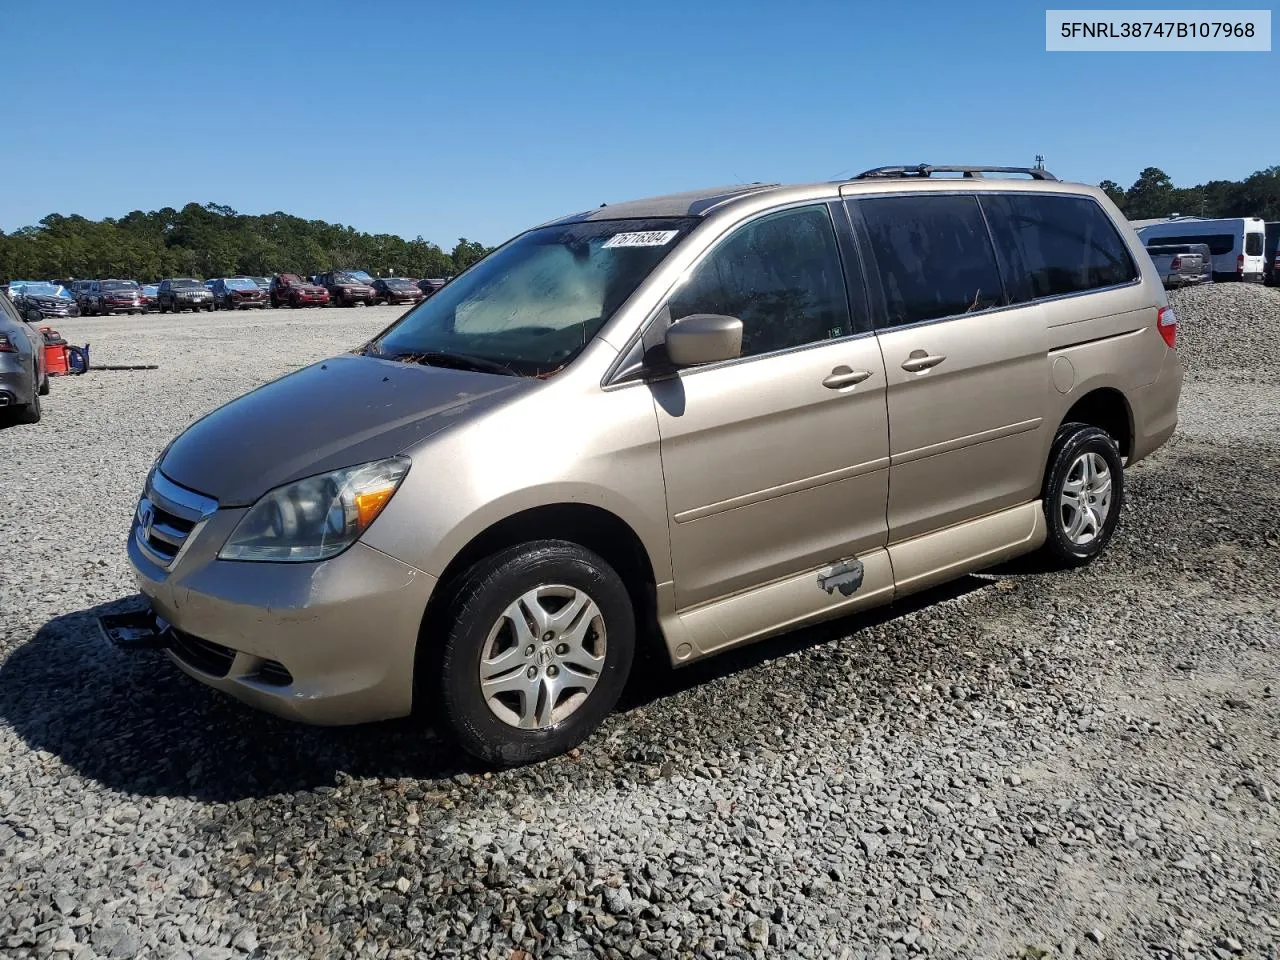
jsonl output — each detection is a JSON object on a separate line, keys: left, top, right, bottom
{"left": 1237, "top": 254, "right": 1244, "bottom": 277}
{"left": 1170, "top": 256, "right": 1182, "bottom": 270}
{"left": 0, "top": 334, "right": 15, "bottom": 353}
{"left": 1157, "top": 306, "right": 1177, "bottom": 349}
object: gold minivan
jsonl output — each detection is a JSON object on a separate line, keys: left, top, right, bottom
{"left": 125, "top": 164, "right": 1182, "bottom": 765}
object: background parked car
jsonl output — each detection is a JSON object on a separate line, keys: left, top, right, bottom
{"left": 371, "top": 277, "right": 425, "bottom": 306}
{"left": 141, "top": 284, "right": 159, "bottom": 311}
{"left": 416, "top": 277, "right": 447, "bottom": 297}
{"left": 0, "top": 288, "right": 47, "bottom": 423}
{"left": 1146, "top": 243, "right": 1213, "bottom": 288}
{"left": 210, "top": 276, "right": 268, "bottom": 310}
{"left": 8, "top": 281, "right": 81, "bottom": 322}
{"left": 251, "top": 276, "right": 271, "bottom": 292}
{"left": 316, "top": 270, "right": 377, "bottom": 307}
{"left": 157, "top": 278, "right": 214, "bottom": 313}
{"left": 269, "top": 273, "right": 330, "bottom": 308}
{"left": 81, "top": 279, "right": 145, "bottom": 315}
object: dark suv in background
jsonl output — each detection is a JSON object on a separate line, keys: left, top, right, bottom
{"left": 211, "top": 277, "right": 268, "bottom": 310}
{"left": 372, "top": 277, "right": 425, "bottom": 306}
{"left": 82, "top": 279, "right": 145, "bottom": 315}
{"left": 158, "top": 278, "right": 214, "bottom": 313}
{"left": 269, "top": 274, "right": 330, "bottom": 308}
{"left": 317, "top": 271, "right": 377, "bottom": 307}
{"left": 416, "top": 277, "right": 447, "bottom": 298}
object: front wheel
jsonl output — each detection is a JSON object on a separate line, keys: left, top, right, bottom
{"left": 433, "top": 540, "right": 635, "bottom": 767}
{"left": 1040, "top": 423, "right": 1124, "bottom": 567}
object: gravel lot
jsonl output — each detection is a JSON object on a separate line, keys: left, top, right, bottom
{"left": 1, "top": 288, "right": 1278, "bottom": 960}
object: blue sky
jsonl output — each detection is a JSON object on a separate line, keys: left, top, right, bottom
{"left": 3, "top": 0, "right": 1275, "bottom": 247}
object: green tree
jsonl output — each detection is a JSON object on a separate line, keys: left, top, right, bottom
{"left": 1098, "top": 180, "right": 1126, "bottom": 210}
{"left": 1123, "top": 167, "right": 1177, "bottom": 219}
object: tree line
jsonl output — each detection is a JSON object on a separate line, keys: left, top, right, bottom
{"left": 3, "top": 168, "right": 1277, "bottom": 283}
{"left": 0, "top": 202, "right": 494, "bottom": 282}
{"left": 1099, "top": 165, "right": 1280, "bottom": 221}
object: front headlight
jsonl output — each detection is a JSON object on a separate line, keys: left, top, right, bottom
{"left": 218, "top": 456, "right": 410, "bottom": 562}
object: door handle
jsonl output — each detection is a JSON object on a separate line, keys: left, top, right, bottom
{"left": 901, "top": 350, "right": 946, "bottom": 373}
{"left": 822, "top": 366, "right": 873, "bottom": 389}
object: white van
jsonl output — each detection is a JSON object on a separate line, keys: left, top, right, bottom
{"left": 1137, "top": 217, "right": 1267, "bottom": 282}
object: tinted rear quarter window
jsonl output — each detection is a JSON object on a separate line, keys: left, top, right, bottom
{"left": 982, "top": 194, "right": 1137, "bottom": 303}
{"left": 854, "top": 194, "right": 1005, "bottom": 327}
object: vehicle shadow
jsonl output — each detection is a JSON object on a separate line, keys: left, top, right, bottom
{"left": 0, "top": 575, "right": 1000, "bottom": 803}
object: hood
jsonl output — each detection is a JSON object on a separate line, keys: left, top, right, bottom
{"left": 159, "top": 353, "right": 535, "bottom": 506}
{"left": 29, "top": 294, "right": 75, "bottom": 306}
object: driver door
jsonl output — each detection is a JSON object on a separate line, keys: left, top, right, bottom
{"left": 650, "top": 203, "right": 890, "bottom": 610}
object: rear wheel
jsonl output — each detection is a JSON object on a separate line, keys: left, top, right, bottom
{"left": 1040, "top": 423, "right": 1124, "bottom": 567}
{"left": 432, "top": 540, "right": 635, "bottom": 767}
{"left": 15, "top": 364, "right": 42, "bottom": 424}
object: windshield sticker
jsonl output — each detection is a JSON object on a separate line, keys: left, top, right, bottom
{"left": 601, "top": 230, "right": 679, "bottom": 249}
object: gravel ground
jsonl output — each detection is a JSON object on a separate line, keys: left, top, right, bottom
{"left": 1, "top": 289, "right": 1278, "bottom": 960}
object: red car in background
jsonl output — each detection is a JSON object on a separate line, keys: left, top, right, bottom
{"left": 268, "top": 274, "right": 330, "bottom": 308}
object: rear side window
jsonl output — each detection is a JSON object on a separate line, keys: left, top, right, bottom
{"left": 668, "top": 204, "right": 852, "bottom": 358}
{"left": 983, "top": 194, "right": 1138, "bottom": 302}
{"left": 1145, "top": 233, "right": 1234, "bottom": 256}
{"left": 1245, "top": 233, "right": 1263, "bottom": 256}
{"left": 854, "top": 195, "right": 1005, "bottom": 328}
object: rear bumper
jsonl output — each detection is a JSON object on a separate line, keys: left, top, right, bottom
{"left": 1128, "top": 347, "right": 1183, "bottom": 465}
{"left": 0, "top": 363, "right": 35, "bottom": 405}
{"left": 129, "top": 529, "right": 436, "bottom": 725}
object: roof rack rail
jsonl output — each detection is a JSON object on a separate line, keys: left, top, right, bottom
{"left": 851, "top": 164, "right": 1058, "bottom": 182}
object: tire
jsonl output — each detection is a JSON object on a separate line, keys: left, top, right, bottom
{"left": 1039, "top": 423, "right": 1124, "bottom": 568}
{"left": 432, "top": 540, "right": 636, "bottom": 767}
{"left": 15, "top": 364, "right": 42, "bottom": 424}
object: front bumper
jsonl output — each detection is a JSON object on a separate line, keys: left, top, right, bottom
{"left": 127, "top": 492, "right": 436, "bottom": 725}
{"left": 34, "top": 304, "right": 80, "bottom": 318}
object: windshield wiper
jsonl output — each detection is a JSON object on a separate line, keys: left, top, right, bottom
{"left": 375, "top": 348, "right": 518, "bottom": 377}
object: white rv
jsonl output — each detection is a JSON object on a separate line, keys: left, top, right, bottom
{"left": 1137, "top": 217, "right": 1267, "bottom": 282}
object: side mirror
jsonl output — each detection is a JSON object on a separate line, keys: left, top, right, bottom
{"left": 664, "top": 313, "right": 743, "bottom": 368}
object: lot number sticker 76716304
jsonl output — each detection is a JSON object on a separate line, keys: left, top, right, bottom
{"left": 601, "top": 230, "right": 680, "bottom": 249}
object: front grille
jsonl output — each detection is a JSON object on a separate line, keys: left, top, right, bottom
{"left": 133, "top": 470, "right": 218, "bottom": 571}
{"left": 169, "top": 629, "right": 235, "bottom": 678}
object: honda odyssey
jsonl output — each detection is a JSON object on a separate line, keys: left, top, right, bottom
{"left": 124, "top": 164, "right": 1182, "bottom": 765}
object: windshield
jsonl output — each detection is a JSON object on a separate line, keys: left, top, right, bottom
{"left": 15, "top": 282, "right": 72, "bottom": 298}
{"left": 336, "top": 272, "right": 369, "bottom": 285}
{"left": 384, "top": 279, "right": 414, "bottom": 289}
{"left": 172, "top": 279, "right": 201, "bottom": 289}
{"left": 346, "top": 270, "right": 374, "bottom": 284}
{"left": 102, "top": 280, "right": 139, "bottom": 291}
{"left": 372, "top": 217, "right": 695, "bottom": 377}
{"left": 143, "top": 285, "right": 158, "bottom": 295}
{"left": 225, "top": 277, "right": 257, "bottom": 290}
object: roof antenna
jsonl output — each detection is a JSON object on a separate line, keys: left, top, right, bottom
{"left": 1034, "top": 154, "right": 1046, "bottom": 170}
{"left": 599, "top": 202, "right": 607, "bottom": 208}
